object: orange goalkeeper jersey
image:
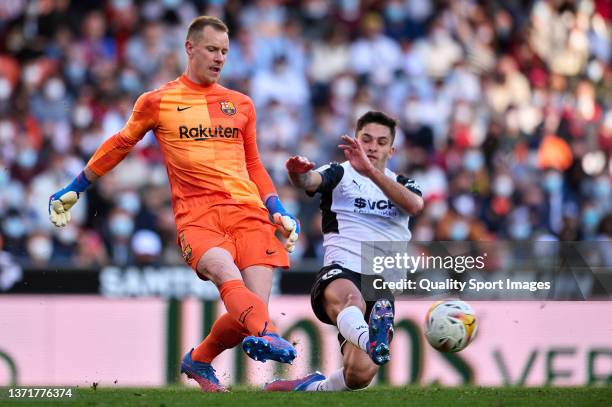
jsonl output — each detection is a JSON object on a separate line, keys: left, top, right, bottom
{"left": 87, "top": 74, "right": 277, "bottom": 229}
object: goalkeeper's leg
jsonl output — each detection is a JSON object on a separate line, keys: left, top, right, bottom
{"left": 197, "top": 248, "right": 278, "bottom": 337}
{"left": 193, "top": 250, "right": 295, "bottom": 363}
{"left": 183, "top": 250, "right": 294, "bottom": 391}
{"left": 191, "top": 314, "right": 247, "bottom": 363}
{"left": 191, "top": 264, "right": 273, "bottom": 363}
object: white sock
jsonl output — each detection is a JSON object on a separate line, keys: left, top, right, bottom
{"left": 305, "top": 368, "right": 348, "bottom": 391}
{"left": 336, "top": 306, "right": 369, "bottom": 352}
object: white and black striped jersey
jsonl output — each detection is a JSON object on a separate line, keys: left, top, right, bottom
{"left": 307, "top": 161, "right": 422, "bottom": 274}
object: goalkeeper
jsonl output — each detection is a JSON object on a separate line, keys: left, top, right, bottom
{"left": 48, "top": 16, "right": 299, "bottom": 392}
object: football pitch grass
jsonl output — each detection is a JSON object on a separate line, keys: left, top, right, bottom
{"left": 3, "top": 386, "right": 611, "bottom": 406}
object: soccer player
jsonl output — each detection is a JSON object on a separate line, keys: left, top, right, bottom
{"left": 266, "top": 111, "right": 423, "bottom": 391}
{"left": 48, "top": 16, "right": 299, "bottom": 392}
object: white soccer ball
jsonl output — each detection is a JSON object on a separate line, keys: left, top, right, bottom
{"left": 424, "top": 300, "right": 478, "bottom": 353}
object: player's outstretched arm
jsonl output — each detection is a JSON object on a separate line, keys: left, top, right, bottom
{"left": 286, "top": 155, "right": 322, "bottom": 194}
{"left": 49, "top": 92, "right": 157, "bottom": 227}
{"left": 339, "top": 135, "right": 424, "bottom": 216}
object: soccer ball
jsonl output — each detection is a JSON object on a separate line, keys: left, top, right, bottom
{"left": 424, "top": 300, "right": 478, "bottom": 353}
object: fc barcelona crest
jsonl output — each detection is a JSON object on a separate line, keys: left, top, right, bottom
{"left": 220, "top": 101, "right": 236, "bottom": 116}
{"left": 179, "top": 233, "right": 193, "bottom": 263}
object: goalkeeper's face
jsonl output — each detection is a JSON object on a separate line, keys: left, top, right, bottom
{"left": 186, "top": 25, "right": 229, "bottom": 85}
{"left": 357, "top": 123, "right": 395, "bottom": 170}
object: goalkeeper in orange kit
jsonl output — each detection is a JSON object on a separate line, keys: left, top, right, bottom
{"left": 48, "top": 16, "right": 299, "bottom": 392}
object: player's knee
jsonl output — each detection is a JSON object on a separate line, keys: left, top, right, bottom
{"left": 343, "top": 292, "right": 366, "bottom": 313}
{"left": 197, "top": 255, "right": 236, "bottom": 284}
{"left": 344, "top": 364, "right": 377, "bottom": 390}
{"left": 324, "top": 291, "right": 366, "bottom": 322}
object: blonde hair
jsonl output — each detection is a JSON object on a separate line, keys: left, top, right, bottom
{"left": 186, "top": 16, "right": 228, "bottom": 42}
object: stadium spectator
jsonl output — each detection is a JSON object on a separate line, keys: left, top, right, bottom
{"left": 0, "top": 233, "right": 22, "bottom": 291}
{"left": 0, "top": 0, "right": 609, "bottom": 268}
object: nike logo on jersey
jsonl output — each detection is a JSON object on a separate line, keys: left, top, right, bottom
{"left": 266, "top": 249, "right": 276, "bottom": 255}
{"left": 352, "top": 180, "right": 362, "bottom": 190}
{"left": 177, "top": 106, "right": 193, "bottom": 111}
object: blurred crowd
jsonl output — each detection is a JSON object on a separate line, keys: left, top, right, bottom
{"left": 0, "top": 0, "right": 610, "bottom": 271}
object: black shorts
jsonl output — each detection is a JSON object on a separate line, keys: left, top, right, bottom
{"left": 310, "top": 264, "right": 395, "bottom": 345}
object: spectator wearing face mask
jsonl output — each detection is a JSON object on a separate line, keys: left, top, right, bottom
{"left": 349, "top": 13, "right": 403, "bottom": 87}
{"left": 1, "top": 209, "right": 28, "bottom": 257}
{"left": 52, "top": 222, "right": 80, "bottom": 263}
{"left": 0, "top": 0, "right": 608, "bottom": 271}
{"left": 436, "top": 194, "right": 490, "bottom": 241}
{"left": 26, "top": 230, "right": 54, "bottom": 267}
{"left": 104, "top": 208, "right": 136, "bottom": 266}
{"left": 0, "top": 233, "right": 23, "bottom": 291}
{"left": 74, "top": 230, "right": 109, "bottom": 268}
{"left": 131, "top": 229, "right": 162, "bottom": 266}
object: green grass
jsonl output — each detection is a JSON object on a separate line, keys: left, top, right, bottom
{"left": 2, "top": 386, "right": 612, "bottom": 406}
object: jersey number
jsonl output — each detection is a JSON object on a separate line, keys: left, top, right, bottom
{"left": 321, "top": 268, "right": 343, "bottom": 281}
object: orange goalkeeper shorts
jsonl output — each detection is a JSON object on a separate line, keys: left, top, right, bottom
{"left": 177, "top": 203, "right": 290, "bottom": 278}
